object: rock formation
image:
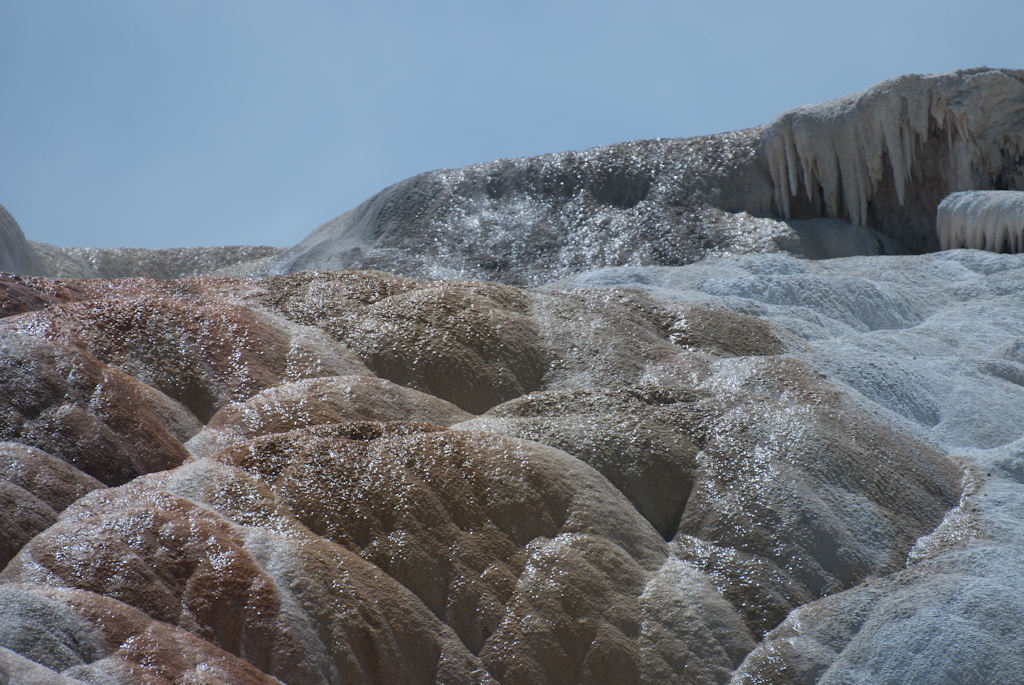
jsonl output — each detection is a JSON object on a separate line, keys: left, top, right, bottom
{"left": 3, "top": 68, "right": 1024, "bottom": 684}
{"left": 763, "top": 68, "right": 1024, "bottom": 252}
{"left": 4, "top": 249, "right": 1020, "bottom": 683}
{"left": 559, "top": 250, "right": 1024, "bottom": 684}
{"left": 29, "top": 243, "right": 287, "bottom": 279}
{"left": 937, "top": 190, "right": 1024, "bottom": 252}
{"left": 0, "top": 205, "right": 44, "bottom": 276}
{"left": 258, "top": 67, "right": 1022, "bottom": 285}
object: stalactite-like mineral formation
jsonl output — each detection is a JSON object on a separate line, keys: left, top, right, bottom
{"left": 937, "top": 190, "right": 1024, "bottom": 252}
{"left": 2, "top": 67, "right": 1024, "bottom": 685}
{"left": 761, "top": 67, "right": 1024, "bottom": 252}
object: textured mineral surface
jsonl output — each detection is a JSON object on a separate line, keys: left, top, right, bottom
{"left": 2, "top": 251, "right": 1019, "bottom": 684}
{"left": 2, "top": 67, "right": 1023, "bottom": 685}
{"left": 259, "top": 67, "right": 1023, "bottom": 284}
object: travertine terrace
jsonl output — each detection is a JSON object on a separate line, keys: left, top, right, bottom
{"left": 2, "top": 68, "right": 1023, "bottom": 684}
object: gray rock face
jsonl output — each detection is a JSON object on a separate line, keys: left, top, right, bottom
{"left": 262, "top": 129, "right": 797, "bottom": 286}
{"left": 263, "top": 67, "right": 1019, "bottom": 286}
{"left": 0, "top": 205, "right": 44, "bottom": 276}
{"left": 29, "top": 242, "right": 286, "bottom": 279}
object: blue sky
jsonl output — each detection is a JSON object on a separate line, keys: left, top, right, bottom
{"left": 2, "top": 0, "right": 1022, "bottom": 249}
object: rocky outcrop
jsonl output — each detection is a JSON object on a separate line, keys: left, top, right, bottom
{"left": 0, "top": 443, "right": 104, "bottom": 568}
{"left": 187, "top": 376, "right": 473, "bottom": 458}
{"left": 1, "top": 466, "right": 494, "bottom": 684}
{"left": 762, "top": 67, "right": 1024, "bottom": 253}
{"left": 257, "top": 68, "right": 1020, "bottom": 286}
{"left": 242, "top": 271, "right": 551, "bottom": 413}
{"left": 458, "top": 356, "right": 960, "bottom": 638}
{"left": 209, "top": 422, "right": 755, "bottom": 682}
{"left": 0, "top": 286, "right": 370, "bottom": 421}
{"left": 258, "top": 130, "right": 796, "bottom": 285}
{"left": 0, "top": 205, "right": 44, "bottom": 276}
{"left": 0, "top": 584, "right": 290, "bottom": 684}
{"left": 0, "top": 259, "right": 988, "bottom": 683}
{"left": 0, "top": 332, "right": 195, "bottom": 486}
{"left": 29, "top": 242, "right": 286, "bottom": 279}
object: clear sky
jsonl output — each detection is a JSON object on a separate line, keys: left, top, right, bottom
{"left": 2, "top": 0, "right": 1022, "bottom": 249}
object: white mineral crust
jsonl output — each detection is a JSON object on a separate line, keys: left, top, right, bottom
{"left": 762, "top": 68, "right": 1024, "bottom": 227}
{"left": 937, "top": 190, "right": 1024, "bottom": 252}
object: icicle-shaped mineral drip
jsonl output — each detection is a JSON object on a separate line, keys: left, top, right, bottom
{"left": 785, "top": 124, "right": 800, "bottom": 201}
{"left": 794, "top": 120, "right": 841, "bottom": 218}
{"left": 764, "top": 115, "right": 795, "bottom": 219}
{"left": 937, "top": 191, "right": 1024, "bottom": 253}
{"left": 759, "top": 68, "right": 1024, "bottom": 233}
{"left": 882, "top": 105, "right": 909, "bottom": 205}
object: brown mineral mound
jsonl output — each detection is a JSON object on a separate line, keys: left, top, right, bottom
{"left": 459, "top": 356, "right": 961, "bottom": 638}
{"left": 0, "top": 443, "right": 104, "bottom": 568}
{"left": 244, "top": 271, "right": 550, "bottom": 414}
{"left": 212, "top": 422, "right": 756, "bottom": 682}
{"left": 0, "top": 265, "right": 966, "bottom": 684}
{"left": 188, "top": 375, "right": 473, "bottom": 458}
{"left": 0, "top": 584, "right": 287, "bottom": 684}
{"left": 0, "top": 472, "right": 489, "bottom": 683}
{"left": 0, "top": 332, "right": 193, "bottom": 486}
{"left": 0, "top": 275, "right": 78, "bottom": 318}
{"left": 457, "top": 386, "right": 705, "bottom": 540}
{"left": 240, "top": 271, "right": 801, "bottom": 414}
{"left": 0, "top": 289, "right": 369, "bottom": 421}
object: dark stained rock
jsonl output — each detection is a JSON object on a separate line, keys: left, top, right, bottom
{"left": 0, "top": 204, "right": 44, "bottom": 277}
{"left": 240, "top": 271, "right": 802, "bottom": 415}
{"left": 188, "top": 375, "right": 473, "bottom": 458}
{"left": 0, "top": 276, "right": 91, "bottom": 320}
{"left": 0, "top": 443, "right": 105, "bottom": 569}
{"left": 460, "top": 356, "right": 961, "bottom": 639}
{"left": 1, "top": 584, "right": 286, "bottom": 684}
{"left": 0, "top": 291, "right": 370, "bottom": 422}
{"left": 0, "top": 443, "right": 105, "bottom": 513}
{"left": 0, "top": 481, "right": 59, "bottom": 572}
{"left": 525, "top": 287, "right": 804, "bottom": 393}
{"left": 0, "top": 276, "right": 69, "bottom": 319}
{"left": 458, "top": 386, "right": 703, "bottom": 540}
{"left": 3, "top": 461, "right": 501, "bottom": 684}
{"left": 212, "top": 422, "right": 755, "bottom": 682}
{"left": 0, "top": 333, "right": 193, "bottom": 486}
{"left": 3, "top": 487, "right": 335, "bottom": 681}
{"left": 165, "top": 459, "right": 503, "bottom": 684}
{"left": 245, "top": 271, "right": 549, "bottom": 413}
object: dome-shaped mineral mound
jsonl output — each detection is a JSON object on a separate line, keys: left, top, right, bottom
{"left": 0, "top": 260, "right": 984, "bottom": 684}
